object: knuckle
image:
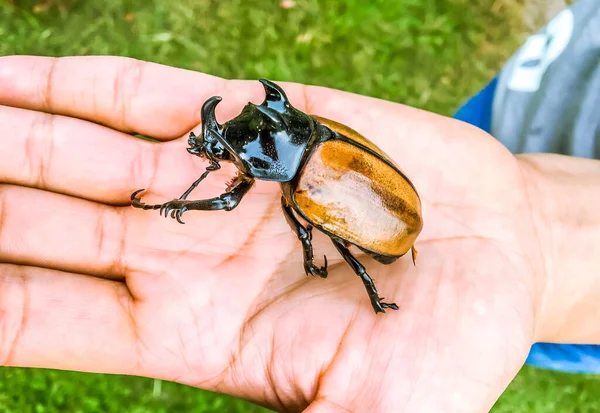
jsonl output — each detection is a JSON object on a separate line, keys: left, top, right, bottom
{"left": 94, "top": 205, "right": 128, "bottom": 277}
{"left": 26, "top": 112, "right": 56, "bottom": 190}
{"left": 130, "top": 143, "right": 162, "bottom": 197}
{"left": 41, "top": 57, "right": 59, "bottom": 110}
{"left": 0, "top": 265, "right": 29, "bottom": 366}
{"left": 113, "top": 58, "right": 146, "bottom": 131}
{"left": 0, "top": 187, "right": 6, "bottom": 250}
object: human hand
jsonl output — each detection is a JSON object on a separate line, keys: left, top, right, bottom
{"left": 0, "top": 55, "right": 547, "bottom": 412}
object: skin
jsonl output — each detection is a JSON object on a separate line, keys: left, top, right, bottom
{"left": 0, "top": 55, "right": 598, "bottom": 413}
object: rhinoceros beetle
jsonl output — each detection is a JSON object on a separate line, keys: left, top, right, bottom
{"left": 131, "top": 79, "right": 423, "bottom": 314}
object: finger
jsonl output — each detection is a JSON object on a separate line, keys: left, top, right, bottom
{"left": 0, "top": 183, "right": 228, "bottom": 280}
{"left": 0, "top": 55, "right": 482, "bottom": 160}
{"left": 0, "top": 68, "right": 428, "bottom": 208}
{"left": 0, "top": 104, "right": 222, "bottom": 205}
{"left": 0, "top": 184, "right": 130, "bottom": 279}
{"left": 0, "top": 56, "right": 482, "bottom": 152}
{"left": 0, "top": 263, "right": 138, "bottom": 376}
{"left": 0, "top": 55, "right": 495, "bottom": 202}
{"left": 0, "top": 55, "right": 442, "bottom": 146}
{"left": 0, "top": 55, "right": 309, "bottom": 139}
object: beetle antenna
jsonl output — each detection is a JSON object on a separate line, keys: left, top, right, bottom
{"left": 259, "top": 79, "right": 289, "bottom": 108}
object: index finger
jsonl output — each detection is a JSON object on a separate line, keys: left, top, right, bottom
{"left": 0, "top": 55, "right": 456, "bottom": 147}
{"left": 0, "top": 55, "right": 488, "bottom": 199}
{"left": 0, "top": 55, "right": 312, "bottom": 140}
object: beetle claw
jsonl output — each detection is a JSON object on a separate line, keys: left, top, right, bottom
{"left": 130, "top": 188, "right": 145, "bottom": 201}
{"left": 305, "top": 255, "right": 328, "bottom": 278}
{"left": 175, "top": 208, "right": 187, "bottom": 224}
{"left": 156, "top": 200, "right": 187, "bottom": 224}
{"left": 305, "top": 263, "right": 327, "bottom": 278}
{"left": 378, "top": 301, "right": 399, "bottom": 312}
{"left": 130, "top": 189, "right": 164, "bottom": 210}
{"left": 368, "top": 294, "right": 400, "bottom": 313}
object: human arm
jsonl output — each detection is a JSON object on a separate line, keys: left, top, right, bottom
{"left": 0, "top": 54, "right": 597, "bottom": 412}
{"left": 519, "top": 153, "right": 600, "bottom": 344}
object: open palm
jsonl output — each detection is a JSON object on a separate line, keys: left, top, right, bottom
{"left": 0, "top": 56, "right": 546, "bottom": 412}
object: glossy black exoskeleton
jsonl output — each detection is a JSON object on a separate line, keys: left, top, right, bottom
{"left": 132, "top": 79, "right": 318, "bottom": 214}
{"left": 131, "top": 79, "right": 423, "bottom": 314}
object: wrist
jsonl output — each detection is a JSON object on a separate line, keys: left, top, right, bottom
{"left": 518, "top": 153, "right": 600, "bottom": 344}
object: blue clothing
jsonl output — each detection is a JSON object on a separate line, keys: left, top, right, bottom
{"left": 453, "top": 0, "right": 600, "bottom": 374}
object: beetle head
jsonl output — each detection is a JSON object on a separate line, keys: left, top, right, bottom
{"left": 187, "top": 80, "right": 314, "bottom": 181}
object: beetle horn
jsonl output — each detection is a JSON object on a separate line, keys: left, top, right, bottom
{"left": 259, "top": 79, "right": 289, "bottom": 107}
{"left": 255, "top": 105, "right": 283, "bottom": 126}
{"left": 201, "top": 96, "right": 223, "bottom": 135}
{"left": 200, "top": 96, "right": 241, "bottom": 161}
{"left": 199, "top": 95, "right": 240, "bottom": 158}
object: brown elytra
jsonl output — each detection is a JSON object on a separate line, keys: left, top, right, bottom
{"left": 286, "top": 116, "right": 422, "bottom": 262}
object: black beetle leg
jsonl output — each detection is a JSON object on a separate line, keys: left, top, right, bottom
{"left": 179, "top": 169, "right": 211, "bottom": 201}
{"left": 281, "top": 197, "right": 328, "bottom": 278}
{"left": 306, "top": 224, "right": 313, "bottom": 241}
{"left": 330, "top": 237, "right": 398, "bottom": 314}
{"left": 130, "top": 189, "right": 162, "bottom": 210}
{"left": 131, "top": 174, "right": 254, "bottom": 224}
{"left": 130, "top": 157, "right": 220, "bottom": 214}
{"left": 178, "top": 160, "right": 221, "bottom": 201}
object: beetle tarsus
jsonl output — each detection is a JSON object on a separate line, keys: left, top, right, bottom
{"left": 131, "top": 175, "right": 253, "bottom": 224}
{"left": 130, "top": 188, "right": 145, "bottom": 201}
{"left": 141, "top": 175, "right": 255, "bottom": 222}
{"left": 159, "top": 202, "right": 188, "bottom": 224}
{"left": 331, "top": 237, "right": 398, "bottom": 314}
{"left": 379, "top": 302, "right": 399, "bottom": 311}
{"left": 130, "top": 189, "right": 163, "bottom": 210}
{"left": 305, "top": 257, "right": 328, "bottom": 278}
{"left": 281, "top": 197, "right": 328, "bottom": 278}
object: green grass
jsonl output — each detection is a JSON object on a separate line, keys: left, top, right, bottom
{"left": 1, "top": 0, "right": 599, "bottom": 412}
{"left": 0, "top": 367, "right": 268, "bottom": 412}
{"left": 1, "top": 0, "right": 524, "bottom": 115}
{"left": 1, "top": 365, "right": 600, "bottom": 413}
{"left": 493, "top": 366, "right": 600, "bottom": 412}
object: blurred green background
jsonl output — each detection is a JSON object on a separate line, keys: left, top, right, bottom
{"left": 1, "top": 0, "right": 599, "bottom": 412}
